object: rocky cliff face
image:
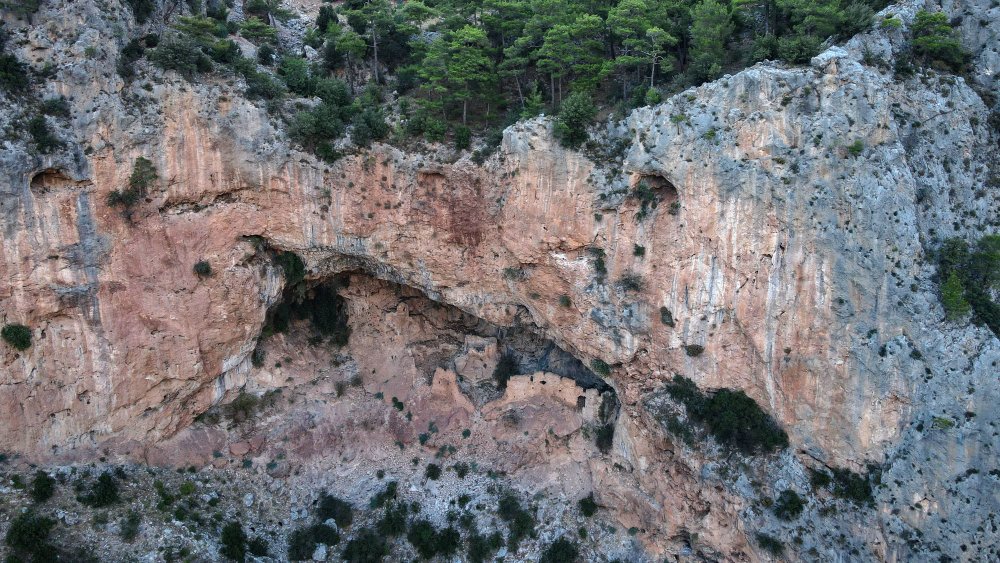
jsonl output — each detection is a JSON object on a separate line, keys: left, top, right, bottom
{"left": 1, "top": 0, "right": 998, "bottom": 561}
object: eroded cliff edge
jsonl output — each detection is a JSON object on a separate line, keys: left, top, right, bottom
{"left": 1, "top": 0, "right": 999, "bottom": 560}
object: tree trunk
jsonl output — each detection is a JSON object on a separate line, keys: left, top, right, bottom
{"left": 371, "top": 23, "right": 380, "bottom": 84}
{"left": 463, "top": 99, "right": 468, "bottom": 125}
{"left": 347, "top": 54, "right": 355, "bottom": 95}
{"left": 650, "top": 59, "right": 656, "bottom": 89}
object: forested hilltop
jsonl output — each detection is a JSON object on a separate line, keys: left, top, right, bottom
{"left": 35, "top": 0, "right": 951, "bottom": 159}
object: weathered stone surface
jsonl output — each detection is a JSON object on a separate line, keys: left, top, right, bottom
{"left": 0, "top": 0, "right": 998, "bottom": 561}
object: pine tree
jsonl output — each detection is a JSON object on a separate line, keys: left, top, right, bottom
{"left": 941, "top": 271, "right": 971, "bottom": 321}
{"left": 689, "top": 0, "right": 733, "bottom": 82}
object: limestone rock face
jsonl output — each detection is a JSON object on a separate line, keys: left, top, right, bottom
{"left": 1, "top": 0, "right": 998, "bottom": 560}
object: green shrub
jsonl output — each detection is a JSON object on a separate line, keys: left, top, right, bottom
{"left": 631, "top": 181, "right": 658, "bottom": 221}
{"left": 881, "top": 16, "right": 902, "bottom": 29}
{"left": 559, "top": 294, "right": 572, "bottom": 307}
{"left": 425, "top": 463, "right": 442, "bottom": 480}
{"left": 406, "top": 519, "right": 460, "bottom": 559}
{"left": 125, "top": 0, "right": 156, "bottom": 24}
{"left": 5, "top": 512, "right": 57, "bottom": 561}
{"left": 225, "top": 391, "right": 259, "bottom": 422}
{"left": 311, "top": 523, "right": 340, "bottom": 545}
{"left": 220, "top": 521, "right": 247, "bottom": 561}
{"left": 341, "top": 527, "right": 387, "bottom": 562}
{"left": 497, "top": 493, "right": 535, "bottom": 551}
{"left": 287, "top": 527, "right": 315, "bottom": 561}
{"left": 107, "top": 157, "right": 158, "bottom": 220}
{"left": 240, "top": 16, "right": 278, "bottom": 44}
{"left": 809, "top": 468, "right": 832, "bottom": 489}
{"left": 588, "top": 247, "right": 607, "bottom": 278}
{"left": 117, "top": 38, "right": 146, "bottom": 80}
{"left": 248, "top": 536, "right": 269, "bottom": 557}
{"left": 275, "top": 251, "right": 306, "bottom": 285}
{"left": 377, "top": 502, "right": 408, "bottom": 537}
{"left": 937, "top": 235, "right": 1000, "bottom": 336}
{"left": 241, "top": 63, "right": 285, "bottom": 99}
{"left": 317, "top": 493, "right": 353, "bottom": 527}
{"left": 578, "top": 493, "right": 597, "bottom": 517}
{"left": 193, "top": 260, "right": 212, "bottom": 278}
{"left": 77, "top": 471, "right": 120, "bottom": 508}
{"left": 553, "top": 91, "right": 596, "bottom": 148}
{"left": 830, "top": 467, "right": 873, "bottom": 504}
{"left": 633, "top": 244, "right": 646, "bottom": 257}
{"left": 0, "top": 52, "right": 30, "bottom": 93}
{"left": 590, "top": 359, "right": 610, "bottom": 377}
{"left": 773, "top": 489, "right": 804, "bottom": 521}
{"left": 424, "top": 117, "right": 447, "bottom": 142}
{"left": 644, "top": 87, "right": 662, "bottom": 106}
{"left": 149, "top": 37, "right": 212, "bottom": 78}
{"left": 540, "top": 537, "right": 579, "bottom": 563}
{"left": 847, "top": 139, "right": 864, "bottom": 157}
{"left": 370, "top": 481, "right": 398, "bottom": 509}
{"left": 28, "top": 115, "right": 62, "bottom": 153}
{"left": 775, "top": 34, "right": 823, "bottom": 64}
{"left": 257, "top": 44, "right": 275, "bottom": 65}
{"left": 41, "top": 96, "right": 71, "bottom": 118}
{"left": 684, "top": 344, "right": 705, "bottom": 357}
{"left": 911, "top": 10, "right": 968, "bottom": 71}
{"left": 467, "top": 530, "right": 504, "bottom": 563}
{"left": 288, "top": 523, "right": 341, "bottom": 560}
{"left": 941, "top": 271, "right": 970, "bottom": 320}
{"left": 664, "top": 375, "right": 788, "bottom": 454}
{"left": 30, "top": 470, "right": 55, "bottom": 502}
{"left": 617, "top": 272, "right": 643, "bottom": 292}
{"left": 454, "top": 125, "right": 471, "bottom": 151}
{"left": 351, "top": 108, "right": 389, "bottom": 146}
{"left": 659, "top": 306, "right": 675, "bottom": 327}
{"left": 120, "top": 509, "right": 141, "bottom": 542}
{"left": 756, "top": 532, "right": 783, "bottom": 555}
{"left": 2, "top": 324, "right": 31, "bottom": 350}
{"left": 279, "top": 56, "right": 314, "bottom": 96}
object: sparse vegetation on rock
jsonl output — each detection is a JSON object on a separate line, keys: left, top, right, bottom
{"left": 2, "top": 323, "right": 31, "bottom": 350}
{"left": 664, "top": 375, "right": 788, "bottom": 454}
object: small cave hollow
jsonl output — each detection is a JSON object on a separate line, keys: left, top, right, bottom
{"left": 416, "top": 170, "right": 447, "bottom": 197}
{"left": 631, "top": 174, "right": 680, "bottom": 219}
{"left": 29, "top": 168, "right": 77, "bottom": 193}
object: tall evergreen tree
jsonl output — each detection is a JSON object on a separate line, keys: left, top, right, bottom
{"left": 688, "top": 0, "right": 733, "bottom": 81}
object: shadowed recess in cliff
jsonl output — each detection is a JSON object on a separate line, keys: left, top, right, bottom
{"left": 631, "top": 174, "right": 680, "bottom": 221}
{"left": 253, "top": 241, "right": 613, "bottom": 394}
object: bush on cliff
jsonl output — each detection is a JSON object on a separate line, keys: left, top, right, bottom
{"left": 553, "top": 91, "right": 595, "bottom": 149}
{"left": 773, "top": 489, "right": 805, "bottom": 520}
{"left": 5, "top": 512, "right": 57, "bottom": 561}
{"left": 937, "top": 235, "right": 1000, "bottom": 336}
{"left": 664, "top": 375, "right": 788, "bottom": 454}
{"left": 77, "top": 471, "right": 120, "bottom": 507}
{"left": 317, "top": 493, "right": 353, "bottom": 528}
{"left": 107, "top": 157, "right": 158, "bottom": 220}
{"left": 2, "top": 323, "right": 31, "bottom": 350}
{"left": 30, "top": 470, "right": 56, "bottom": 503}
{"left": 911, "top": 10, "right": 969, "bottom": 72}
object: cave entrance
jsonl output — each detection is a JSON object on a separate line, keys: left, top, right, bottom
{"left": 30, "top": 168, "right": 77, "bottom": 192}
{"left": 248, "top": 254, "right": 623, "bottom": 451}
{"left": 631, "top": 174, "right": 680, "bottom": 219}
{"left": 260, "top": 270, "right": 352, "bottom": 346}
